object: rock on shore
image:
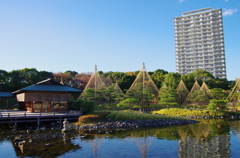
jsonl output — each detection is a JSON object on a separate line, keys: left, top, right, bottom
{"left": 74, "top": 119, "right": 199, "bottom": 131}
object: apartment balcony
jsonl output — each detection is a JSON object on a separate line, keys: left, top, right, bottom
{"left": 214, "top": 51, "right": 224, "bottom": 55}
{"left": 214, "top": 60, "right": 225, "bottom": 64}
{"left": 214, "top": 64, "right": 225, "bottom": 68}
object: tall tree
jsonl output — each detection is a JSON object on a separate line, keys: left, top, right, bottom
{"left": 150, "top": 69, "right": 168, "bottom": 88}
{"left": 19, "top": 68, "right": 39, "bottom": 86}
{"left": 159, "top": 85, "right": 178, "bottom": 108}
{"left": 65, "top": 70, "right": 78, "bottom": 79}
{"left": 0, "top": 70, "right": 8, "bottom": 91}
{"left": 164, "top": 72, "right": 181, "bottom": 89}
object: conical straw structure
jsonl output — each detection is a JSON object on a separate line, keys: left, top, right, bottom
{"left": 127, "top": 62, "right": 159, "bottom": 96}
{"left": 226, "top": 78, "right": 240, "bottom": 102}
{"left": 200, "top": 82, "right": 211, "bottom": 99}
{"left": 176, "top": 80, "right": 189, "bottom": 105}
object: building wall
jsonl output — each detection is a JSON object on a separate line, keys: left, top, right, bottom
{"left": 174, "top": 7, "right": 226, "bottom": 78}
{"left": 16, "top": 91, "right": 70, "bottom": 112}
{"left": 16, "top": 92, "right": 71, "bottom": 102}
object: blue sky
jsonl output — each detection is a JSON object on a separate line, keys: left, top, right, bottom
{"left": 0, "top": 0, "right": 239, "bottom": 80}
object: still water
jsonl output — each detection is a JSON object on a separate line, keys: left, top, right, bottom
{"left": 1, "top": 119, "right": 240, "bottom": 158}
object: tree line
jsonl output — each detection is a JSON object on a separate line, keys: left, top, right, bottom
{"left": 0, "top": 68, "right": 235, "bottom": 92}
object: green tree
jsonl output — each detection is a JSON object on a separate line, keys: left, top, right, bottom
{"left": 182, "top": 69, "right": 215, "bottom": 90}
{"left": 102, "top": 71, "right": 136, "bottom": 92}
{"left": 38, "top": 71, "right": 54, "bottom": 81}
{"left": 117, "top": 98, "right": 138, "bottom": 109}
{"left": 159, "top": 86, "right": 179, "bottom": 108}
{"left": 19, "top": 68, "right": 39, "bottom": 86}
{"left": 210, "top": 88, "right": 228, "bottom": 100}
{"left": 65, "top": 70, "right": 78, "bottom": 79}
{"left": 81, "top": 88, "right": 96, "bottom": 101}
{"left": 188, "top": 90, "right": 209, "bottom": 106}
{"left": 151, "top": 69, "right": 168, "bottom": 88}
{"left": 207, "top": 99, "right": 228, "bottom": 110}
{"left": 164, "top": 72, "right": 181, "bottom": 89}
{"left": 126, "top": 83, "right": 156, "bottom": 111}
{"left": 0, "top": 70, "right": 9, "bottom": 91}
{"left": 70, "top": 99, "right": 96, "bottom": 114}
{"left": 7, "top": 69, "right": 24, "bottom": 91}
{"left": 105, "top": 84, "right": 124, "bottom": 104}
{"left": 207, "top": 78, "right": 233, "bottom": 90}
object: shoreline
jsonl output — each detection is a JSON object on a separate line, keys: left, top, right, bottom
{"left": 71, "top": 119, "right": 199, "bottom": 132}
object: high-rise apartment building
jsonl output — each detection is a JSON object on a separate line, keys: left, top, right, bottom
{"left": 174, "top": 7, "right": 227, "bottom": 78}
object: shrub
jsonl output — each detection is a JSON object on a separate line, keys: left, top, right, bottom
{"left": 70, "top": 99, "right": 96, "bottom": 114}
{"left": 78, "top": 115, "right": 99, "bottom": 123}
{"left": 107, "top": 110, "right": 185, "bottom": 120}
{"left": 208, "top": 99, "right": 228, "bottom": 110}
{"left": 152, "top": 108, "right": 227, "bottom": 117}
{"left": 78, "top": 112, "right": 110, "bottom": 123}
{"left": 117, "top": 98, "right": 138, "bottom": 109}
{"left": 207, "top": 103, "right": 218, "bottom": 110}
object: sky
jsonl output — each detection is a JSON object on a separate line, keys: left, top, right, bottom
{"left": 0, "top": 0, "right": 239, "bottom": 80}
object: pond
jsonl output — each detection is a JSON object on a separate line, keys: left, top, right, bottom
{"left": 1, "top": 119, "right": 240, "bottom": 158}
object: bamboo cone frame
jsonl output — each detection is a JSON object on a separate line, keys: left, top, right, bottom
{"left": 200, "top": 82, "right": 212, "bottom": 99}
{"left": 184, "top": 80, "right": 211, "bottom": 105}
{"left": 113, "top": 83, "right": 123, "bottom": 95}
{"left": 127, "top": 63, "right": 159, "bottom": 96}
{"left": 226, "top": 78, "right": 240, "bottom": 102}
{"left": 176, "top": 80, "right": 189, "bottom": 105}
{"left": 84, "top": 65, "right": 107, "bottom": 91}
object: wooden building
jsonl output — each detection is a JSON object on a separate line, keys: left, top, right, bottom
{"left": 13, "top": 79, "right": 82, "bottom": 112}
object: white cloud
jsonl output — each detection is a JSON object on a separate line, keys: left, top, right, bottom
{"left": 178, "top": 0, "right": 186, "bottom": 3}
{"left": 223, "top": 9, "right": 238, "bottom": 16}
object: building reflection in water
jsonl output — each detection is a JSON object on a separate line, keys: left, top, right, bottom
{"left": 178, "top": 135, "right": 230, "bottom": 158}
{"left": 12, "top": 131, "right": 81, "bottom": 158}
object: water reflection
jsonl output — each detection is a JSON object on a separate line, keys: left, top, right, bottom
{"left": 1, "top": 119, "right": 240, "bottom": 157}
{"left": 0, "top": 129, "right": 81, "bottom": 158}
{"left": 135, "top": 133, "right": 154, "bottom": 158}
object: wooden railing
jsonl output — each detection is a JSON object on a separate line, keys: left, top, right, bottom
{"left": 0, "top": 110, "right": 81, "bottom": 118}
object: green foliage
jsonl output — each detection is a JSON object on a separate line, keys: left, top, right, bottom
{"left": 207, "top": 99, "right": 228, "bottom": 110}
{"left": 210, "top": 88, "right": 228, "bottom": 99}
{"left": 207, "top": 78, "right": 233, "bottom": 90}
{"left": 0, "top": 68, "right": 54, "bottom": 92}
{"left": 81, "top": 85, "right": 125, "bottom": 106}
{"left": 117, "top": 98, "right": 138, "bottom": 109}
{"left": 78, "top": 112, "right": 110, "bottom": 123}
{"left": 64, "top": 70, "right": 78, "bottom": 79}
{"left": 105, "top": 84, "right": 124, "bottom": 104}
{"left": 70, "top": 99, "right": 96, "bottom": 115}
{"left": 152, "top": 108, "right": 240, "bottom": 117}
{"left": 207, "top": 103, "right": 218, "bottom": 110}
{"left": 107, "top": 110, "right": 185, "bottom": 120}
{"left": 0, "top": 98, "right": 17, "bottom": 109}
{"left": 101, "top": 71, "right": 135, "bottom": 91}
{"left": 187, "top": 90, "right": 209, "bottom": 105}
{"left": 150, "top": 69, "right": 168, "bottom": 88}
{"left": 164, "top": 72, "right": 181, "bottom": 89}
{"left": 126, "top": 83, "right": 158, "bottom": 110}
{"left": 81, "top": 88, "right": 95, "bottom": 101}
{"left": 159, "top": 86, "right": 179, "bottom": 108}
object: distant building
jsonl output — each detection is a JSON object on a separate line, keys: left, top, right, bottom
{"left": 174, "top": 7, "right": 227, "bottom": 78}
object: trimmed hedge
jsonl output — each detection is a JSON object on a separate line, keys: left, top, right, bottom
{"left": 152, "top": 108, "right": 240, "bottom": 117}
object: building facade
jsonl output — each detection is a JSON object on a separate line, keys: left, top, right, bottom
{"left": 174, "top": 7, "right": 226, "bottom": 78}
{"left": 13, "top": 78, "right": 82, "bottom": 112}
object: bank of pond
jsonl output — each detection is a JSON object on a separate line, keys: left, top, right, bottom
{"left": 1, "top": 118, "right": 240, "bottom": 158}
